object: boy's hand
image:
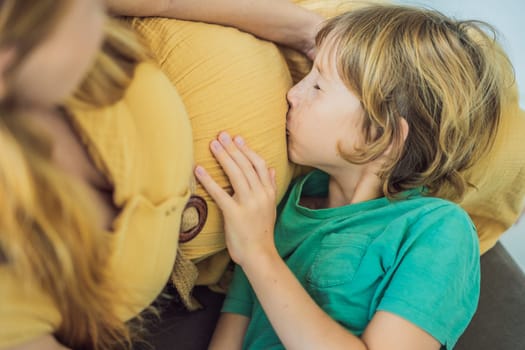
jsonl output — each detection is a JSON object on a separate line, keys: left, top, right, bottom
{"left": 195, "top": 132, "right": 278, "bottom": 266}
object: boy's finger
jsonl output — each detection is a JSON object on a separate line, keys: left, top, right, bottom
{"left": 194, "top": 165, "right": 233, "bottom": 210}
{"left": 219, "top": 132, "right": 261, "bottom": 191}
{"left": 234, "top": 136, "right": 273, "bottom": 189}
{"left": 210, "top": 140, "right": 250, "bottom": 195}
{"left": 270, "top": 168, "right": 278, "bottom": 194}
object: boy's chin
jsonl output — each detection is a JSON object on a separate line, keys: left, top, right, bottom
{"left": 287, "top": 152, "right": 305, "bottom": 167}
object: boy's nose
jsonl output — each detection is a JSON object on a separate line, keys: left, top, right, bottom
{"left": 286, "top": 85, "right": 299, "bottom": 109}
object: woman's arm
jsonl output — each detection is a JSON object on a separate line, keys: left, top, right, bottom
{"left": 195, "top": 132, "right": 442, "bottom": 350}
{"left": 106, "top": 0, "right": 323, "bottom": 59}
{"left": 208, "top": 313, "right": 250, "bottom": 350}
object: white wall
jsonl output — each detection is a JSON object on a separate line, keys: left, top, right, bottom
{"left": 395, "top": 0, "right": 525, "bottom": 269}
{"left": 503, "top": 220, "right": 525, "bottom": 271}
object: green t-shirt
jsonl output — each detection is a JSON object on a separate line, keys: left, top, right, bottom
{"left": 222, "top": 170, "right": 480, "bottom": 350}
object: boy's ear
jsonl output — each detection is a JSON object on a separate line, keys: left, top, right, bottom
{"left": 383, "top": 116, "right": 409, "bottom": 157}
{"left": 399, "top": 116, "right": 409, "bottom": 143}
{"left": 0, "top": 47, "right": 17, "bottom": 99}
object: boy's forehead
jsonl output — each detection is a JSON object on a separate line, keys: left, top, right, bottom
{"left": 315, "top": 40, "right": 340, "bottom": 78}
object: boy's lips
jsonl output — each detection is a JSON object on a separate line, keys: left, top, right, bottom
{"left": 286, "top": 114, "right": 291, "bottom": 136}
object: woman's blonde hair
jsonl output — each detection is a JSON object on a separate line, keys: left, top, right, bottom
{"left": 0, "top": 1, "right": 147, "bottom": 348}
{"left": 318, "top": 5, "right": 512, "bottom": 200}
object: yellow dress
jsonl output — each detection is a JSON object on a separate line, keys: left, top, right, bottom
{"left": 129, "top": 17, "right": 294, "bottom": 294}
{"left": 0, "top": 63, "right": 194, "bottom": 348}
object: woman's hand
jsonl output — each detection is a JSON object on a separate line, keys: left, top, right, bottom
{"left": 195, "top": 132, "right": 278, "bottom": 266}
{"left": 291, "top": 12, "right": 323, "bottom": 61}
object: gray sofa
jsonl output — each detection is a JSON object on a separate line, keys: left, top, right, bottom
{"left": 456, "top": 242, "right": 525, "bottom": 350}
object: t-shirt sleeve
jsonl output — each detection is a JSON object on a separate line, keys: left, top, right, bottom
{"left": 0, "top": 267, "right": 61, "bottom": 349}
{"left": 221, "top": 264, "right": 254, "bottom": 318}
{"left": 377, "top": 204, "right": 480, "bottom": 350}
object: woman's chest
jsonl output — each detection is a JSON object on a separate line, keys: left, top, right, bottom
{"left": 24, "top": 109, "right": 118, "bottom": 229}
{"left": 27, "top": 108, "right": 191, "bottom": 317}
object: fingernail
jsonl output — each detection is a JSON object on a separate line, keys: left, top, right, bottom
{"left": 219, "top": 132, "right": 231, "bottom": 143}
{"left": 211, "top": 140, "right": 222, "bottom": 151}
{"left": 234, "top": 136, "right": 244, "bottom": 146}
{"left": 195, "top": 166, "right": 205, "bottom": 176}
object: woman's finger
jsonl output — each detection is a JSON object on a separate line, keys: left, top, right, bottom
{"left": 194, "top": 165, "right": 233, "bottom": 210}
{"left": 234, "top": 136, "right": 273, "bottom": 190}
{"left": 218, "top": 132, "right": 261, "bottom": 191}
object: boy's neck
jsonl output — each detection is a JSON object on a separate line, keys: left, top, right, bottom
{"left": 325, "top": 167, "right": 383, "bottom": 208}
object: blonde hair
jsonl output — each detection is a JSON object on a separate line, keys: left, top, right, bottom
{"left": 0, "top": 1, "right": 147, "bottom": 348}
{"left": 317, "top": 5, "right": 511, "bottom": 199}
{"left": 68, "top": 17, "right": 150, "bottom": 109}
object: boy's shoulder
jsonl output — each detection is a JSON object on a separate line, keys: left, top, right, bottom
{"left": 402, "top": 194, "right": 469, "bottom": 218}
{"left": 392, "top": 195, "right": 478, "bottom": 248}
{"left": 391, "top": 190, "right": 467, "bottom": 215}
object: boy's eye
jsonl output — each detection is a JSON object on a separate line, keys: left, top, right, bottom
{"left": 314, "top": 84, "right": 321, "bottom": 90}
